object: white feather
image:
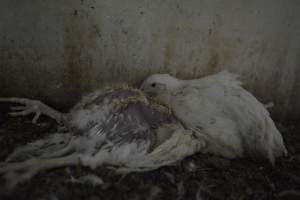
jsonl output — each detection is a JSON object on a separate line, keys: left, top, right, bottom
{"left": 141, "top": 71, "right": 287, "bottom": 164}
{"left": 68, "top": 174, "right": 104, "bottom": 186}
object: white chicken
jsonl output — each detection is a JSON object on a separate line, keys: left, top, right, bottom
{"left": 141, "top": 71, "right": 287, "bottom": 164}
{"left": 0, "top": 86, "right": 202, "bottom": 190}
{"left": 0, "top": 71, "right": 288, "bottom": 190}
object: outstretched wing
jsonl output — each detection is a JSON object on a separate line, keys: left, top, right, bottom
{"left": 67, "top": 88, "right": 185, "bottom": 168}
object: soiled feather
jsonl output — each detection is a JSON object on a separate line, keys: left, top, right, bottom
{"left": 0, "top": 88, "right": 204, "bottom": 189}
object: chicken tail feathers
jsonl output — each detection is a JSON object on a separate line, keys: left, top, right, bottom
{"left": 263, "top": 117, "right": 288, "bottom": 165}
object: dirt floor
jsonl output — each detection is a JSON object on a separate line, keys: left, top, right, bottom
{"left": 0, "top": 109, "right": 299, "bottom": 200}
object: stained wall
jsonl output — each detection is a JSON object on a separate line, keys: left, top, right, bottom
{"left": 0, "top": 0, "right": 300, "bottom": 119}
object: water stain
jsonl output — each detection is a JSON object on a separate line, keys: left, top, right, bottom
{"left": 62, "top": 0, "right": 99, "bottom": 105}
{"left": 163, "top": 42, "right": 173, "bottom": 70}
{"left": 163, "top": 27, "right": 178, "bottom": 71}
{"left": 207, "top": 48, "right": 219, "bottom": 75}
{"left": 202, "top": 22, "right": 239, "bottom": 77}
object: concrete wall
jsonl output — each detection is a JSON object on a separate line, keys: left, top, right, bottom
{"left": 0, "top": 0, "right": 300, "bottom": 120}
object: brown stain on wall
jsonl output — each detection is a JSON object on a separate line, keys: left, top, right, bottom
{"left": 202, "top": 22, "right": 238, "bottom": 77}
{"left": 62, "top": 0, "right": 99, "bottom": 106}
{"left": 163, "top": 42, "right": 173, "bottom": 69}
{"left": 163, "top": 26, "right": 178, "bottom": 72}
{"left": 206, "top": 48, "right": 219, "bottom": 75}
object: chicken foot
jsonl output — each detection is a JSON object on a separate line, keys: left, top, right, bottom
{"left": 0, "top": 97, "right": 65, "bottom": 124}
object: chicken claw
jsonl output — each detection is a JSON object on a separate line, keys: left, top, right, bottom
{"left": 0, "top": 97, "right": 65, "bottom": 124}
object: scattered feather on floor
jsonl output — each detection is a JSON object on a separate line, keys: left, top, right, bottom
{"left": 68, "top": 174, "right": 104, "bottom": 186}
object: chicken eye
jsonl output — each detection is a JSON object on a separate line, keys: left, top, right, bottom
{"left": 151, "top": 83, "right": 156, "bottom": 87}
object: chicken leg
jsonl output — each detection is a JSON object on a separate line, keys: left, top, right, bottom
{"left": 0, "top": 154, "right": 80, "bottom": 190}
